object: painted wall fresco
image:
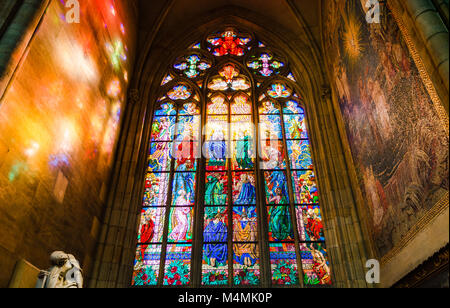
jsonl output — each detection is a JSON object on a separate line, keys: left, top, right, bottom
{"left": 323, "top": 0, "right": 449, "bottom": 256}
{"left": 0, "top": 0, "right": 136, "bottom": 286}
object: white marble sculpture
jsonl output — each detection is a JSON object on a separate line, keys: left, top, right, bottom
{"left": 36, "top": 251, "right": 83, "bottom": 288}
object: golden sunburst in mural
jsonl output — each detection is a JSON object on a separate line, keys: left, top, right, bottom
{"left": 343, "top": 14, "right": 364, "bottom": 61}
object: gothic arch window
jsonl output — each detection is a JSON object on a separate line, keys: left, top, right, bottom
{"left": 132, "top": 28, "right": 332, "bottom": 287}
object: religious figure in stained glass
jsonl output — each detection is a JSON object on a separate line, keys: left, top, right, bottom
{"left": 134, "top": 28, "right": 331, "bottom": 288}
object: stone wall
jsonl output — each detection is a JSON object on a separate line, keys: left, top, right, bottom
{"left": 0, "top": 0, "right": 137, "bottom": 287}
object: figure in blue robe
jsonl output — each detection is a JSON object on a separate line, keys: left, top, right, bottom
{"left": 234, "top": 174, "right": 256, "bottom": 205}
{"left": 204, "top": 213, "right": 228, "bottom": 267}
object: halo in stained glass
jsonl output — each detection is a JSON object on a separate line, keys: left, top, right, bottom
{"left": 300, "top": 243, "right": 332, "bottom": 286}
{"left": 259, "top": 101, "right": 280, "bottom": 114}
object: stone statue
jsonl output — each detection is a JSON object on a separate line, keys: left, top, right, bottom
{"left": 36, "top": 251, "right": 83, "bottom": 288}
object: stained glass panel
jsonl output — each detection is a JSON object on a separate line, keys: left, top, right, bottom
{"left": 202, "top": 244, "right": 228, "bottom": 286}
{"left": 231, "top": 115, "right": 254, "bottom": 140}
{"left": 143, "top": 173, "right": 170, "bottom": 206}
{"left": 233, "top": 206, "right": 258, "bottom": 240}
{"left": 179, "top": 103, "right": 200, "bottom": 115}
{"left": 203, "top": 206, "right": 228, "bottom": 242}
{"left": 231, "top": 94, "right": 252, "bottom": 114}
{"left": 133, "top": 245, "right": 161, "bottom": 286}
{"left": 171, "top": 172, "right": 196, "bottom": 206}
{"left": 155, "top": 103, "right": 177, "bottom": 116}
{"left": 286, "top": 140, "right": 313, "bottom": 170}
{"left": 269, "top": 243, "right": 299, "bottom": 286}
{"left": 205, "top": 116, "right": 228, "bottom": 140}
{"left": 260, "top": 140, "right": 286, "bottom": 170}
{"left": 167, "top": 85, "right": 192, "bottom": 101}
{"left": 297, "top": 205, "right": 325, "bottom": 242}
{"left": 267, "top": 84, "right": 291, "bottom": 99}
{"left": 163, "top": 244, "right": 192, "bottom": 286}
{"left": 173, "top": 141, "right": 198, "bottom": 171}
{"left": 233, "top": 244, "right": 260, "bottom": 286}
{"left": 263, "top": 171, "right": 289, "bottom": 204}
{"left": 232, "top": 173, "right": 256, "bottom": 204}
{"left": 151, "top": 116, "right": 176, "bottom": 142}
{"left": 207, "top": 96, "right": 228, "bottom": 115}
{"left": 284, "top": 114, "right": 308, "bottom": 140}
{"left": 138, "top": 208, "right": 166, "bottom": 243}
{"left": 300, "top": 243, "right": 332, "bottom": 286}
{"left": 267, "top": 206, "right": 294, "bottom": 242}
{"left": 284, "top": 100, "right": 304, "bottom": 114}
{"left": 292, "top": 170, "right": 319, "bottom": 204}
{"left": 148, "top": 142, "right": 172, "bottom": 172}
{"left": 167, "top": 207, "right": 194, "bottom": 242}
{"left": 259, "top": 101, "right": 280, "bottom": 115}
{"left": 259, "top": 115, "right": 283, "bottom": 140}
{"left": 231, "top": 140, "right": 255, "bottom": 170}
{"left": 205, "top": 172, "right": 228, "bottom": 205}
{"left": 207, "top": 30, "right": 251, "bottom": 57}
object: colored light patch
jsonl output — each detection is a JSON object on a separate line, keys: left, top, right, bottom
{"left": 263, "top": 171, "right": 290, "bottom": 205}
{"left": 202, "top": 244, "right": 228, "bottom": 286}
{"left": 286, "top": 140, "right": 313, "bottom": 170}
{"left": 284, "top": 114, "right": 308, "bottom": 140}
{"left": 132, "top": 245, "right": 161, "bottom": 286}
{"left": 233, "top": 206, "right": 258, "bottom": 241}
{"left": 143, "top": 173, "right": 170, "bottom": 206}
{"left": 300, "top": 243, "right": 332, "bottom": 286}
{"left": 138, "top": 208, "right": 166, "bottom": 243}
{"left": 292, "top": 170, "right": 319, "bottom": 204}
{"left": 267, "top": 206, "right": 294, "bottom": 242}
{"left": 205, "top": 172, "right": 228, "bottom": 206}
{"left": 167, "top": 207, "right": 194, "bottom": 242}
{"left": 269, "top": 243, "right": 299, "bottom": 286}
{"left": 297, "top": 205, "right": 325, "bottom": 242}
{"left": 171, "top": 172, "right": 196, "bottom": 206}
{"left": 232, "top": 173, "right": 256, "bottom": 204}
{"left": 233, "top": 244, "right": 260, "bottom": 286}
{"left": 151, "top": 116, "right": 176, "bottom": 142}
{"left": 260, "top": 140, "right": 287, "bottom": 170}
{"left": 148, "top": 142, "right": 172, "bottom": 172}
{"left": 163, "top": 244, "right": 192, "bottom": 286}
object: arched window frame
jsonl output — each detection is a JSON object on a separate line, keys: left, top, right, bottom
{"left": 132, "top": 27, "right": 332, "bottom": 288}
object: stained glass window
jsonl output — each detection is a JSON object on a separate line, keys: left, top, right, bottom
{"left": 133, "top": 28, "right": 331, "bottom": 287}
